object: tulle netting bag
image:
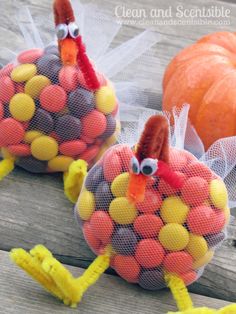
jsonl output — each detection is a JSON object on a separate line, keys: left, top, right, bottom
{"left": 74, "top": 105, "right": 236, "bottom": 312}
{"left": 0, "top": 0, "right": 159, "bottom": 202}
{"left": 11, "top": 106, "right": 236, "bottom": 313}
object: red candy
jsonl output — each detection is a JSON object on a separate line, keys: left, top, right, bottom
{"left": 136, "top": 189, "right": 162, "bottom": 214}
{"left": 82, "top": 110, "right": 107, "bottom": 138}
{"left": 17, "top": 49, "right": 44, "bottom": 64}
{"left": 135, "top": 239, "right": 165, "bottom": 268}
{"left": 80, "top": 134, "right": 95, "bottom": 144}
{"left": 8, "top": 144, "right": 31, "bottom": 157}
{"left": 164, "top": 252, "right": 193, "bottom": 274}
{"left": 185, "top": 162, "right": 212, "bottom": 182}
{"left": 181, "top": 177, "right": 209, "bottom": 205}
{"left": 0, "top": 76, "right": 15, "bottom": 103}
{"left": 80, "top": 145, "right": 99, "bottom": 163}
{"left": 15, "top": 83, "right": 25, "bottom": 93}
{"left": 0, "top": 63, "right": 14, "bottom": 77}
{"left": 181, "top": 271, "right": 197, "bottom": 286}
{"left": 187, "top": 205, "right": 215, "bottom": 235}
{"left": 114, "top": 255, "right": 140, "bottom": 283}
{"left": 211, "top": 210, "right": 226, "bottom": 234}
{"left": 103, "top": 149, "right": 122, "bottom": 182}
{"left": 116, "top": 145, "right": 134, "bottom": 172}
{"left": 40, "top": 85, "right": 67, "bottom": 113}
{"left": 0, "top": 118, "right": 25, "bottom": 145}
{"left": 169, "top": 149, "right": 188, "bottom": 171}
{"left": 134, "top": 215, "right": 164, "bottom": 238}
{"left": 60, "top": 140, "right": 87, "bottom": 157}
{"left": 0, "top": 102, "right": 3, "bottom": 121}
{"left": 83, "top": 222, "right": 101, "bottom": 251}
{"left": 59, "top": 66, "right": 78, "bottom": 92}
{"left": 90, "top": 211, "right": 114, "bottom": 244}
{"left": 158, "top": 171, "right": 186, "bottom": 196}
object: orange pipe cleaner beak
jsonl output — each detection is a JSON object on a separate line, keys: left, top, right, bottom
{"left": 127, "top": 173, "right": 148, "bottom": 203}
{"left": 59, "top": 38, "right": 78, "bottom": 66}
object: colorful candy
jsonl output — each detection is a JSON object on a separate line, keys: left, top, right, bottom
{"left": 11, "top": 64, "right": 37, "bottom": 82}
{"left": 109, "top": 197, "right": 137, "bottom": 224}
{"left": 210, "top": 179, "right": 228, "bottom": 209}
{"left": 48, "top": 155, "right": 74, "bottom": 172}
{"left": 9, "top": 93, "right": 36, "bottom": 121}
{"left": 0, "top": 118, "right": 25, "bottom": 145}
{"left": 31, "top": 136, "right": 58, "bottom": 161}
{"left": 0, "top": 76, "right": 15, "bottom": 103}
{"left": 40, "top": 85, "right": 67, "bottom": 113}
{"left": 25, "top": 75, "right": 51, "bottom": 99}
{"left": 161, "top": 196, "right": 189, "bottom": 224}
{"left": 95, "top": 86, "right": 116, "bottom": 114}
{"left": 82, "top": 110, "right": 107, "bottom": 138}
{"left": 76, "top": 144, "right": 229, "bottom": 290}
{"left": 159, "top": 223, "right": 189, "bottom": 251}
{"left": 17, "top": 49, "right": 44, "bottom": 64}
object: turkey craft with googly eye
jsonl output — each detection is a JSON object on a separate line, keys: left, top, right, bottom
{"left": 0, "top": 0, "right": 158, "bottom": 203}
{"left": 11, "top": 110, "right": 235, "bottom": 313}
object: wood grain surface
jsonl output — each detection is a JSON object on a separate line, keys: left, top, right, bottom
{"left": 0, "top": 0, "right": 236, "bottom": 312}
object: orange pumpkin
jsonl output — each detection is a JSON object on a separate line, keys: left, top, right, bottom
{"left": 163, "top": 32, "right": 236, "bottom": 149}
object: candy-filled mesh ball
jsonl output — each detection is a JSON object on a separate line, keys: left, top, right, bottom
{"left": 75, "top": 144, "right": 229, "bottom": 290}
{"left": 0, "top": 46, "right": 119, "bottom": 173}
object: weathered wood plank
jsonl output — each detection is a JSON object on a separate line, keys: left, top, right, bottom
{"left": 0, "top": 0, "right": 236, "bottom": 305}
{"left": 0, "top": 250, "right": 232, "bottom": 314}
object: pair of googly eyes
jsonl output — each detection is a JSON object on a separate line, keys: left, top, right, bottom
{"left": 131, "top": 157, "right": 158, "bottom": 176}
{"left": 56, "top": 22, "right": 80, "bottom": 40}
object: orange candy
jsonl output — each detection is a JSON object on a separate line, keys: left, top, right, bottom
{"left": 185, "top": 162, "right": 212, "bottom": 182}
{"left": 8, "top": 144, "right": 31, "bottom": 157}
{"left": 136, "top": 189, "right": 162, "bottom": 214}
{"left": 134, "top": 214, "right": 164, "bottom": 238}
{"left": 80, "top": 145, "right": 100, "bottom": 163}
{"left": 135, "top": 239, "right": 165, "bottom": 268}
{"left": 187, "top": 205, "right": 215, "bottom": 235}
{"left": 181, "top": 177, "right": 209, "bottom": 205}
{"left": 82, "top": 110, "right": 107, "bottom": 138}
{"left": 17, "top": 49, "right": 44, "bottom": 64}
{"left": 103, "top": 149, "right": 122, "bottom": 182}
{"left": 83, "top": 222, "right": 101, "bottom": 252}
{"left": 59, "top": 66, "right": 78, "bottom": 92}
{"left": 180, "top": 271, "right": 197, "bottom": 286}
{"left": 90, "top": 211, "right": 114, "bottom": 244}
{"left": 211, "top": 210, "right": 226, "bottom": 234}
{"left": 164, "top": 252, "right": 193, "bottom": 274}
{"left": 40, "top": 85, "right": 67, "bottom": 113}
{"left": 0, "top": 118, "right": 25, "bottom": 145}
{"left": 0, "top": 102, "right": 3, "bottom": 120}
{"left": 59, "top": 140, "right": 87, "bottom": 157}
{"left": 0, "top": 76, "right": 15, "bottom": 103}
{"left": 114, "top": 255, "right": 140, "bottom": 283}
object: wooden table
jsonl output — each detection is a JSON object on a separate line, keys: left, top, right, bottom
{"left": 0, "top": 0, "right": 236, "bottom": 313}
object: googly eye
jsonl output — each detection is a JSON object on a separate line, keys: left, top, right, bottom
{"left": 68, "top": 22, "right": 80, "bottom": 39}
{"left": 140, "top": 158, "right": 158, "bottom": 176}
{"left": 130, "top": 156, "right": 140, "bottom": 175}
{"left": 56, "top": 24, "right": 69, "bottom": 40}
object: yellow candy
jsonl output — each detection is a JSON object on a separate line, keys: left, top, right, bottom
{"left": 161, "top": 196, "right": 189, "bottom": 224}
{"left": 158, "top": 223, "right": 189, "bottom": 251}
{"left": 193, "top": 250, "right": 214, "bottom": 270}
{"left": 210, "top": 179, "right": 228, "bottom": 209}
{"left": 95, "top": 86, "right": 116, "bottom": 114}
{"left": 48, "top": 156, "right": 74, "bottom": 172}
{"left": 25, "top": 75, "right": 51, "bottom": 99}
{"left": 11, "top": 64, "right": 37, "bottom": 82}
{"left": 9, "top": 93, "right": 35, "bottom": 122}
{"left": 24, "top": 130, "right": 43, "bottom": 144}
{"left": 78, "top": 190, "right": 95, "bottom": 221}
{"left": 111, "top": 172, "right": 130, "bottom": 197}
{"left": 109, "top": 197, "right": 137, "bottom": 224}
{"left": 31, "top": 136, "right": 58, "bottom": 161}
{"left": 186, "top": 233, "right": 208, "bottom": 260}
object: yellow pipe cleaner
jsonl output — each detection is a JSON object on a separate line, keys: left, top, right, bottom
{"left": 10, "top": 245, "right": 111, "bottom": 308}
{"left": 165, "top": 274, "right": 236, "bottom": 314}
{"left": 63, "top": 159, "right": 88, "bottom": 203}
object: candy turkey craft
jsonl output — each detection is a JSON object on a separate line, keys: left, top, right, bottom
{"left": 11, "top": 109, "right": 236, "bottom": 313}
{"left": 0, "top": 0, "right": 157, "bottom": 202}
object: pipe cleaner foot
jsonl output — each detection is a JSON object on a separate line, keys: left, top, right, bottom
{"left": 10, "top": 244, "right": 111, "bottom": 308}
{"left": 63, "top": 159, "right": 88, "bottom": 203}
